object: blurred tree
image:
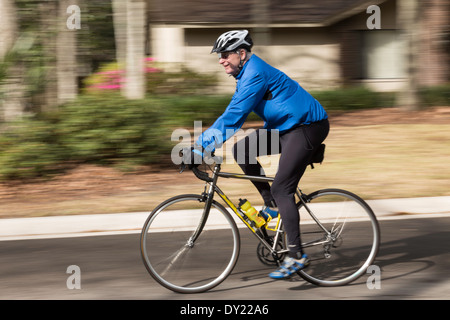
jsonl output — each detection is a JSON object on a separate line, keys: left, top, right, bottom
{"left": 111, "top": 0, "right": 126, "bottom": 66}
{"left": 396, "top": 0, "right": 420, "bottom": 111}
{"left": 76, "top": 1, "right": 116, "bottom": 70}
{"left": 112, "top": 0, "right": 147, "bottom": 99}
{"left": 37, "top": 0, "right": 58, "bottom": 112}
{"left": 0, "top": 0, "right": 18, "bottom": 59}
{"left": 0, "top": 0, "right": 25, "bottom": 121}
{"left": 56, "top": 0, "right": 78, "bottom": 105}
{"left": 1, "top": 0, "right": 118, "bottom": 120}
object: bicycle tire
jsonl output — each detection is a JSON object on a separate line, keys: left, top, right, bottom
{"left": 140, "top": 194, "right": 240, "bottom": 293}
{"left": 297, "top": 188, "right": 380, "bottom": 286}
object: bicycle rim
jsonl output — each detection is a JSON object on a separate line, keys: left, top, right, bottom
{"left": 297, "top": 189, "right": 380, "bottom": 286}
{"left": 140, "top": 194, "right": 240, "bottom": 293}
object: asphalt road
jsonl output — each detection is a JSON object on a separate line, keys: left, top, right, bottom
{"left": 1, "top": 216, "right": 449, "bottom": 301}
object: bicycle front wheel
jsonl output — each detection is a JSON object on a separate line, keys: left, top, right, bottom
{"left": 140, "top": 194, "right": 240, "bottom": 293}
{"left": 297, "top": 189, "right": 380, "bottom": 286}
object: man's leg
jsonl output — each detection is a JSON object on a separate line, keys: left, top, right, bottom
{"left": 232, "top": 129, "right": 279, "bottom": 207}
{"left": 271, "top": 120, "right": 330, "bottom": 258}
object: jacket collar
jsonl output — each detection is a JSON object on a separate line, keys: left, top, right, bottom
{"left": 235, "top": 54, "right": 255, "bottom": 80}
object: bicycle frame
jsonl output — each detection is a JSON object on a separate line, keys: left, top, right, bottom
{"left": 191, "top": 163, "right": 334, "bottom": 262}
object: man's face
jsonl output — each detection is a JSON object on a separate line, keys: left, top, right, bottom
{"left": 218, "top": 50, "right": 245, "bottom": 76}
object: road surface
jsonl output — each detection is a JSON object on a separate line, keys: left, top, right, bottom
{"left": 1, "top": 215, "right": 449, "bottom": 301}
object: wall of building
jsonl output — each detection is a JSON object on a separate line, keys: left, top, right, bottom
{"left": 149, "top": 0, "right": 449, "bottom": 94}
{"left": 336, "top": 0, "right": 406, "bottom": 92}
{"left": 417, "top": 0, "right": 450, "bottom": 86}
{"left": 151, "top": 26, "right": 341, "bottom": 93}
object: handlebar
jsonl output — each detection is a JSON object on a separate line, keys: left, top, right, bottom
{"left": 191, "top": 166, "right": 213, "bottom": 182}
{"left": 179, "top": 147, "right": 221, "bottom": 183}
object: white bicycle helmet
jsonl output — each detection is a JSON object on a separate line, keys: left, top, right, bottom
{"left": 211, "top": 30, "right": 253, "bottom": 53}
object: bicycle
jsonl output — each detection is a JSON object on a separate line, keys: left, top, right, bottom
{"left": 140, "top": 150, "right": 380, "bottom": 294}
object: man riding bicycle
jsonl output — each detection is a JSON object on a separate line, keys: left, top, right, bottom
{"left": 184, "top": 30, "right": 329, "bottom": 279}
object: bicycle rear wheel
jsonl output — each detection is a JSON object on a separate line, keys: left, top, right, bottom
{"left": 140, "top": 194, "right": 240, "bottom": 293}
{"left": 297, "top": 189, "right": 380, "bottom": 286}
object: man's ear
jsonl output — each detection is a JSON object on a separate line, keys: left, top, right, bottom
{"left": 239, "top": 49, "right": 247, "bottom": 60}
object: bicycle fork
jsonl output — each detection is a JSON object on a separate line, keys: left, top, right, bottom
{"left": 186, "top": 172, "right": 219, "bottom": 246}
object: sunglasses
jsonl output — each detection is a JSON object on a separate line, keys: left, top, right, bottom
{"left": 217, "top": 51, "right": 239, "bottom": 60}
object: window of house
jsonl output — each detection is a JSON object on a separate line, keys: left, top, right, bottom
{"left": 362, "top": 30, "right": 406, "bottom": 79}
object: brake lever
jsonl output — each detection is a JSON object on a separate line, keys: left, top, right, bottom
{"left": 179, "top": 148, "right": 187, "bottom": 173}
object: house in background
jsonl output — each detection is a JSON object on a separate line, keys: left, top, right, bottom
{"left": 147, "top": 0, "right": 449, "bottom": 93}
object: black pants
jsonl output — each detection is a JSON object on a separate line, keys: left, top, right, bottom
{"left": 232, "top": 119, "right": 330, "bottom": 258}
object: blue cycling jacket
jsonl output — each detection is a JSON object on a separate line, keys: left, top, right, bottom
{"left": 196, "top": 54, "right": 328, "bottom": 153}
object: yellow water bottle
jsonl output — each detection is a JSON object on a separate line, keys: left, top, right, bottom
{"left": 239, "top": 198, "right": 266, "bottom": 228}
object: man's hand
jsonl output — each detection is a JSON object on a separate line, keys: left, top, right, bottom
{"left": 180, "top": 146, "right": 204, "bottom": 170}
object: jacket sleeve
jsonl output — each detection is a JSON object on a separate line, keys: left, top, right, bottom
{"left": 196, "top": 72, "right": 267, "bottom": 153}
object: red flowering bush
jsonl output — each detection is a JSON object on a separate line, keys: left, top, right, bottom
{"left": 84, "top": 57, "right": 161, "bottom": 93}
{"left": 83, "top": 57, "right": 216, "bottom": 95}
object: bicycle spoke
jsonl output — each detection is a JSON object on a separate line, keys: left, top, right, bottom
{"left": 140, "top": 195, "right": 240, "bottom": 293}
{"left": 297, "top": 189, "right": 380, "bottom": 286}
{"left": 159, "top": 242, "right": 192, "bottom": 277}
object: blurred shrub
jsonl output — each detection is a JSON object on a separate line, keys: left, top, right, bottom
{"left": 312, "top": 85, "right": 450, "bottom": 111}
{"left": 0, "top": 93, "right": 232, "bottom": 180}
{"left": 0, "top": 118, "right": 67, "bottom": 179}
{"left": 56, "top": 94, "right": 172, "bottom": 167}
{"left": 312, "top": 86, "right": 396, "bottom": 111}
{"left": 83, "top": 62, "right": 126, "bottom": 92}
{"left": 2, "top": 83, "right": 447, "bottom": 180}
{"left": 83, "top": 58, "right": 217, "bottom": 96}
{"left": 156, "top": 95, "right": 231, "bottom": 127}
{"left": 419, "top": 84, "right": 450, "bottom": 107}
{"left": 145, "top": 66, "right": 217, "bottom": 95}
{"left": 0, "top": 32, "right": 48, "bottom": 107}
{"left": 0, "top": 94, "right": 173, "bottom": 180}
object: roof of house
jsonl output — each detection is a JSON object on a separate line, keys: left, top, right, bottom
{"left": 148, "top": 0, "right": 388, "bottom": 26}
